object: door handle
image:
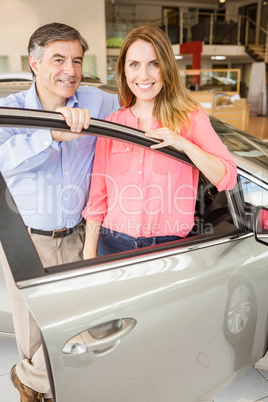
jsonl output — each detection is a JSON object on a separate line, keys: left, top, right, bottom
{"left": 63, "top": 318, "right": 136, "bottom": 356}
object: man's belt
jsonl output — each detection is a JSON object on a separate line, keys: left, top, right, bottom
{"left": 30, "top": 220, "right": 85, "bottom": 239}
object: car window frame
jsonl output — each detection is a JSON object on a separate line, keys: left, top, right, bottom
{"left": 0, "top": 107, "right": 195, "bottom": 166}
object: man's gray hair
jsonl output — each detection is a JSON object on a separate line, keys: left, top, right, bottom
{"left": 28, "top": 22, "right": 89, "bottom": 72}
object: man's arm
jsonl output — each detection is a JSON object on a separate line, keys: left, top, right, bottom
{"left": 0, "top": 107, "right": 90, "bottom": 175}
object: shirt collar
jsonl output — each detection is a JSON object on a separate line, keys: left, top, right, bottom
{"left": 24, "top": 82, "right": 79, "bottom": 110}
{"left": 24, "top": 82, "right": 42, "bottom": 109}
{"left": 66, "top": 92, "right": 79, "bottom": 108}
{"left": 126, "top": 107, "right": 159, "bottom": 130}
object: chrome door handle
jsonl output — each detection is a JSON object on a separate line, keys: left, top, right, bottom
{"left": 63, "top": 318, "right": 136, "bottom": 356}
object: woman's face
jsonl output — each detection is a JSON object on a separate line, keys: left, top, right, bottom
{"left": 124, "top": 39, "right": 164, "bottom": 104}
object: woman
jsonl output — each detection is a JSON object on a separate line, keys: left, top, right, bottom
{"left": 82, "top": 24, "right": 237, "bottom": 258}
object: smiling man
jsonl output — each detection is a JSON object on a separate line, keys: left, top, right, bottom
{"left": 31, "top": 38, "right": 84, "bottom": 111}
{"left": 0, "top": 22, "right": 119, "bottom": 401}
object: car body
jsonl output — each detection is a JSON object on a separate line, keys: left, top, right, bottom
{"left": 0, "top": 80, "right": 116, "bottom": 99}
{"left": 0, "top": 71, "right": 33, "bottom": 82}
{"left": 0, "top": 72, "right": 102, "bottom": 99}
{"left": 0, "top": 104, "right": 268, "bottom": 402}
{"left": 0, "top": 71, "right": 101, "bottom": 83}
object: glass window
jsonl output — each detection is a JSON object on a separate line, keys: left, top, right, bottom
{"left": 240, "top": 175, "right": 268, "bottom": 207}
{"left": 0, "top": 56, "right": 9, "bottom": 73}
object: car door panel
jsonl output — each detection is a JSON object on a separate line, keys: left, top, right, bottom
{"left": 13, "top": 234, "right": 268, "bottom": 402}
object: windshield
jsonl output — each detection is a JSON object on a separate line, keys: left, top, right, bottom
{"left": 210, "top": 118, "right": 268, "bottom": 170}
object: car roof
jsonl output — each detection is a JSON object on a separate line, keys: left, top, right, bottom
{"left": 0, "top": 72, "right": 33, "bottom": 82}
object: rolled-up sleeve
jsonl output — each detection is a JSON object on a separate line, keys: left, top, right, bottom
{"left": 190, "top": 109, "right": 237, "bottom": 191}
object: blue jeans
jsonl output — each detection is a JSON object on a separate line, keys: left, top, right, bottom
{"left": 97, "top": 227, "right": 181, "bottom": 256}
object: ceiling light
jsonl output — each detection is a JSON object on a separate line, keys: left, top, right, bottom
{"left": 175, "top": 55, "right": 183, "bottom": 60}
{"left": 211, "top": 55, "right": 226, "bottom": 60}
{"left": 219, "top": 0, "right": 225, "bottom": 3}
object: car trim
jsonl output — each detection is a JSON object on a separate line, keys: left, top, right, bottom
{"left": 15, "top": 228, "right": 249, "bottom": 290}
{"left": 0, "top": 107, "right": 194, "bottom": 166}
{"left": 0, "top": 173, "right": 45, "bottom": 282}
{"left": 226, "top": 190, "right": 239, "bottom": 228}
{"left": 237, "top": 167, "right": 268, "bottom": 190}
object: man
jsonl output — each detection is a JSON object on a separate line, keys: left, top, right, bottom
{"left": 0, "top": 22, "right": 119, "bottom": 401}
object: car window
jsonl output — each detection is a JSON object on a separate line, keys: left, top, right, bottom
{"left": 240, "top": 175, "right": 268, "bottom": 208}
{"left": 210, "top": 118, "right": 268, "bottom": 170}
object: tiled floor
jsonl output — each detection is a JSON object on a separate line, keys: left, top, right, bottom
{"left": 1, "top": 115, "right": 268, "bottom": 402}
{"left": 213, "top": 369, "right": 268, "bottom": 402}
{"left": 0, "top": 338, "right": 21, "bottom": 401}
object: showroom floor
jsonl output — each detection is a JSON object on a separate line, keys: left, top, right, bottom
{"left": 1, "top": 116, "right": 268, "bottom": 402}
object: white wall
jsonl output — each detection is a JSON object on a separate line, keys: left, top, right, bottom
{"left": 0, "top": 0, "right": 108, "bottom": 83}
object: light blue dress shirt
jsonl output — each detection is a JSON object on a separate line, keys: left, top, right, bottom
{"left": 0, "top": 83, "right": 119, "bottom": 230}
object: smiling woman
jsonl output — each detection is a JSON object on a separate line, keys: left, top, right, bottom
{"left": 124, "top": 39, "right": 164, "bottom": 119}
{"left": 82, "top": 24, "right": 237, "bottom": 259}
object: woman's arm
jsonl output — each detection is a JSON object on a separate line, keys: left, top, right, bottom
{"left": 82, "top": 137, "right": 110, "bottom": 259}
{"left": 146, "top": 126, "right": 227, "bottom": 186}
{"left": 145, "top": 109, "right": 237, "bottom": 190}
{"left": 83, "top": 220, "right": 102, "bottom": 259}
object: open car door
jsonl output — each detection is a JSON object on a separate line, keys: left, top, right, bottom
{"left": 1, "top": 109, "right": 268, "bottom": 402}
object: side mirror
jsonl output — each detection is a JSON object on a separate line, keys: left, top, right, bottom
{"left": 253, "top": 206, "right": 268, "bottom": 246}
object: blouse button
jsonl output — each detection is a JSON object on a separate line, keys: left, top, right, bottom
{"left": 125, "top": 146, "right": 130, "bottom": 151}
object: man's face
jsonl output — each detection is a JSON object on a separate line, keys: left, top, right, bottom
{"left": 30, "top": 40, "right": 83, "bottom": 109}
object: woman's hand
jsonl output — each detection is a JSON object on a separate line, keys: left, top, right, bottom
{"left": 145, "top": 127, "right": 226, "bottom": 186}
{"left": 145, "top": 127, "right": 190, "bottom": 151}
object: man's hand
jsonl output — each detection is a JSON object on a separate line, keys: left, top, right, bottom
{"left": 51, "top": 107, "right": 91, "bottom": 143}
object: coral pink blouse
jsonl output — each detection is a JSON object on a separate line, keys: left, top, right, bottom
{"left": 82, "top": 108, "right": 237, "bottom": 238}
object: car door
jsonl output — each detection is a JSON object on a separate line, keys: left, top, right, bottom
{"left": 1, "top": 108, "right": 268, "bottom": 402}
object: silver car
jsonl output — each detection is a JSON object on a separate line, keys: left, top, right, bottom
{"left": 0, "top": 107, "right": 268, "bottom": 402}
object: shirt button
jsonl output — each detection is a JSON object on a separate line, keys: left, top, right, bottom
{"left": 44, "top": 141, "right": 49, "bottom": 146}
{"left": 25, "top": 160, "right": 28, "bottom": 163}
{"left": 125, "top": 146, "right": 130, "bottom": 151}
{"left": 139, "top": 160, "right": 142, "bottom": 163}
{"left": 138, "top": 171, "right": 142, "bottom": 174}
{"left": 64, "top": 171, "right": 68, "bottom": 175}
